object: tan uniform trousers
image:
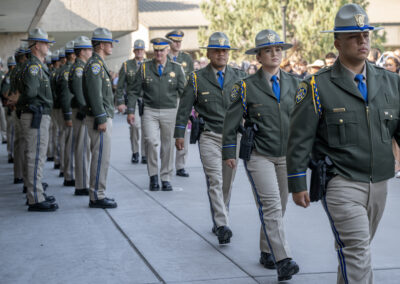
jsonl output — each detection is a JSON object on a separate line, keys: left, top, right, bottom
{"left": 6, "top": 109, "right": 14, "bottom": 157}
{"left": 0, "top": 102, "right": 7, "bottom": 142}
{"left": 142, "top": 107, "right": 176, "bottom": 181}
{"left": 51, "top": 109, "right": 60, "bottom": 165}
{"left": 323, "top": 175, "right": 388, "bottom": 284}
{"left": 56, "top": 109, "right": 65, "bottom": 173}
{"left": 47, "top": 117, "right": 54, "bottom": 158}
{"left": 129, "top": 103, "right": 145, "bottom": 156}
{"left": 13, "top": 112, "right": 25, "bottom": 181}
{"left": 63, "top": 123, "right": 75, "bottom": 181}
{"left": 175, "top": 126, "right": 189, "bottom": 170}
{"left": 199, "top": 131, "right": 237, "bottom": 228}
{"left": 244, "top": 152, "right": 291, "bottom": 262}
{"left": 21, "top": 113, "right": 50, "bottom": 204}
{"left": 72, "top": 109, "right": 90, "bottom": 190}
{"left": 85, "top": 116, "right": 112, "bottom": 201}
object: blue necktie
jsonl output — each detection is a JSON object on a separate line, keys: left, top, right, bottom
{"left": 271, "top": 75, "right": 280, "bottom": 103}
{"left": 217, "top": 71, "right": 224, "bottom": 89}
{"left": 354, "top": 74, "right": 367, "bottom": 102}
{"left": 173, "top": 56, "right": 177, "bottom": 62}
{"left": 158, "top": 64, "right": 163, "bottom": 76}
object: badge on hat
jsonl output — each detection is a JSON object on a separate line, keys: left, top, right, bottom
{"left": 355, "top": 14, "right": 365, "bottom": 27}
{"left": 29, "top": 65, "right": 40, "bottom": 76}
{"left": 296, "top": 82, "right": 308, "bottom": 104}
{"left": 91, "top": 63, "right": 101, "bottom": 75}
{"left": 267, "top": 33, "right": 276, "bottom": 42}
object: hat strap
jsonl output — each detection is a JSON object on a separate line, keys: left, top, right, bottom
{"left": 334, "top": 25, "right": 374, "bottom": 31}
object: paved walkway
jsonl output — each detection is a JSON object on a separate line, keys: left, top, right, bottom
{"left": 1, "top": 114, "right": 399, "bottom": 284}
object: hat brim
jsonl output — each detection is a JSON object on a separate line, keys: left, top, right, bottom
{"left": 199, "top": 46, "right": 238, "bottom": 50}
{"left": 321, "top": 26, "right": 384, "bottom": 33}
{"left": 91, "top": 38, "right": 119, "bottom": 43}
{"left": 21, "top": 38, "right": 55, "bottom": 43}
{"left": 245, "top": 43, "right": 293, "bottom": 55}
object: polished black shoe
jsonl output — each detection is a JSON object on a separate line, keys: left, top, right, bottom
{"left": 149, "top": 175, "right": 160, "bottom": 191}
{"left": 216, "top": 226, "right": 232, "bottom": 244}
{"left": 28, "top": 201, "right": 59, "bottom": 212}
{"left": 260, "top": 252, "right": 276, "bottom": 269}
{"left": 47, "top": 157, "right": 54, "bottom": 162}
{"left": 54, "top": 164, "right": 60, "bottom": 169}
{"left": 43, "top": 193, "right": 56, "bottom": 203}
{"left": 2, "top": 141, "right": 6, "bottom": 144}
{"left": 42, "top": 182, "right": 48, "bottom": 191}
{"left": 131, "top": 152, "right": 139, "bottom": 164}
{"left": 59, "top": 172, "right": 64, "bottom": 178}
{"left": 161, "top": 181, "right": 173, "bottom": 191}
{"left": 74, "top": 188, "right": 89, "bottom": 196}
{"left": 8, "top": 157, "right": 13, "bottom": 164}
{"left": 141, "top": 156, "right": 147, "bottom": 164}
{"left": 22, "top": 186, "right": 27, "bottom": 194}
{"left": 63, "top": 179, "right": 75, "bottom": 187}
{"left": 176, "top": 168, "right": 189, "bottom": 177}
{"left": 277, "top": 258, "right": 299, "bottom": 282}
{"left": 89, "top": 197, "right": 117, "bottom": 208}
{"left": 14, "top": 178, "right": 23, "bottom": 184}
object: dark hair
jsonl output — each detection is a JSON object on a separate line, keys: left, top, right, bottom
{"left": 369, "top": 48, "right": 382, "bottom": 62}
{"left": 325, "top": 52, "right": 337, "bottom": 59}
{"left": 66, "top": 53, "right": 75, "bottom": 61}
{"left": 74, "top": 49, "right": 81, "bottom": 57}
{"left": 334, "top": 33, "right": 339, "bottom": 40}
{"left": 92, "top": 41, "right": 101, "bottom": 52}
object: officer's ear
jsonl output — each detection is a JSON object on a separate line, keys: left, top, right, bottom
{"left": 256, "top": 50, "right": 261, "bottom": 64}
{"left": 206, "top": 50, "right": 210, "bottom": 60}
{"left": 333, "top": 33, "right": 341, "bottom": 51}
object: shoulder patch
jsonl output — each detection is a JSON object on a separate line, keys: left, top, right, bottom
{"left": 230, "top": 84, "right": 240, "bottom": 102}
{"left": 296, "top": 82, "right": 308, "bottom": 104}
{"left": 91, "top": 63, "right": 101, "bottom": 75}
{"left": 63, "top": 71, "right": 69, "bottom": 81}
{"left": 29, "top": 65, "right": 40, "bottom": 76}
{"left": 75, "top": 67, "right": 83, "bottom": 78}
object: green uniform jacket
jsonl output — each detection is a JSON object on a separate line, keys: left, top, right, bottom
{"left": 51, "top": 67, "right": 62, "bottom": 109}
{"left": 68, "top": 58, "right": 86, "bottom": 110}
{"left": 174, "top": 64, "right": 246, "bottom": 138}
{"left": 115, "top": 58, "right": 141, "bottom": 106}
{"left": 126, "top": 59, "right": 186, "bottom": 114}
{"left": 168, "top": 51, "right": 194, "bottom": 78}
{"left": 18, "top": 55, "right": 53, "bottom": 114}
{"left": 82, "top": 52, "right": 114, "bottom": 125}
{"left": 222, "top": 68, "right": 300, "bottom": 160}
{"left": 287, "top": 60, "right": 400, "bottom": 193}
{"left": 58, "top": 61, "right": 74, "bottom": 120}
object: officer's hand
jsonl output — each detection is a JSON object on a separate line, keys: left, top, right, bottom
{"left": 127, "top": 114, "right": 135, "bottom": 125}
{"left": 292, "top": 191, "right": 310, "bottom": 208}
{"left": 225, "top": 159, "right": 236, "bottom": 169}
{"left": 65, "top": 120, "right": 72, "bottom": 127}
{"left": 118, "top": 104, "right": 127, "bottom": 113}
{"left": 175, "top": 138, "right": 185, "bottom": 150}
{"left": 98, "top": 122, "right": 107, "bottom": 132}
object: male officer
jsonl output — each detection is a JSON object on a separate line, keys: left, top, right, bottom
{"left": 222, "top": 30, "right": 300, "bottom": 280}
{"left": 82, "top": 27, "right": 118, "bottom": 208}
{"left": 0, "top": 58, "right": 7, "bottom": 144}
{"left": 116, "top": 39, "right": 146, "bottom": 164}
{"left": 68, "top": 36, "right": 93, "bottom": 196}
{"left": 286, "top": 4, "right": 398, "bottom": 284}
{"left": 166, "top": 30, "right": 194, "bottom": 177}
{"left": 58, "top": 40, "right": 76, "bottom": 187}
{"left": 19, "top": 28, "right": 58, "bottom": 211}
{"left": 0, "top": 56, "right": 17, "bottom": 163}
{"left": 175, "top": 32, "right": 245, "bottom": 244}
{"left": 50, "top": 50, "right": 61, "bottom": 168}
{"left": 125, "top": 37, "right": 186, "bottom": 191}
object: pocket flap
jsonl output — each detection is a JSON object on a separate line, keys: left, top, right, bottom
{"left": 379, "top": 109, "right": 397, "bottom": 121}
{"left": 325, "top": 111, "right": 358, "bottom": 125}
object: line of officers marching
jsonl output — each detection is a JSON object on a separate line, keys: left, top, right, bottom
{"left": 1, "top": 3, "right": 400, "bottom": 283}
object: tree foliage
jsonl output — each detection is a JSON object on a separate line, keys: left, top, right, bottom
{"left": 199, "top": 0, "right": 386, "bottom": 62}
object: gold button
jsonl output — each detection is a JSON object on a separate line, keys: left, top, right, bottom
{"left": 205, "top": 99, "right": 208, "bottom": 102}
{"left": 258, "top": 113, "right": 260, "bottom": 117}
{"left": 339, "top": 119, "right": 343, "bottom": 123}
{"left": 390, "top": 115, "right": 393, "bottom": 118}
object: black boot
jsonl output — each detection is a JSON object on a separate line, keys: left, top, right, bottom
{"left": 89, "top": 197, "right": 117, "bottom": 209}
{"left": 260, "top": 252, "right": 276, "bottom": 269}
{"left": 74, "top": 188, "right": 89, "bottom": 196}
{"left": 276, "top": 258, "right": 299, "bottom": 281}
{"left": 14, "top": 178, "right": 23, "bottom": 184}
{"left": 161, "top": 181, "right": 173, "bottom": 191}
{"left": 131, "top": 152, "right": 139, "bottom": 164}
{"left": 63, "top": 179, "right": 75, "bottom": 186}
{"left": 176, "top": 168, "right": 189, "bottom": 177}
{"left": 28, "top": 201, "right": 59, "bottom": 212}
{"left": 149, "top": 175, "right": 160, "bottom": 191}
{"left": 141, "top": 156, "right": 147, "bottom": 164}
{"left": 216, "top": 226, "right": 232, "bottom": 244}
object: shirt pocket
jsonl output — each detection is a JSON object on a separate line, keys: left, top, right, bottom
{"left": 379, "top": 109, "right": 398, "bottom": 143}
{"left": 325, "top": 111, "right": 359, "bottom": 148}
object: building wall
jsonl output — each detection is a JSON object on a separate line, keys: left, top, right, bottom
{"left": 0, "top": 33, "right": 27, "bottom": 64}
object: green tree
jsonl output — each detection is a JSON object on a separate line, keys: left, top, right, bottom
{"left": 199, "top": 0, "right": 385, "bottom": 62}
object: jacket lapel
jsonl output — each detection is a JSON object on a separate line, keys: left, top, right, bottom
{"left": 253, "top": 68, "right": 276, "bottom": 100}
{"left": 279, "top": 69, "right": 291, "bottom": 100}
{"left": 204, "top": 64, "right": 222, "bottom": 89}
{"left": 366, "top": 61, "right": 381, "bottom": 104}
{"left": 222, "top": 66, "right": 234, "bottom": 90}
{"left": 330, "top": 60, "right": 364, "bottom": 102}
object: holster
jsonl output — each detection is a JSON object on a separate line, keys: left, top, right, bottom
{"left": 308, "top": 156, "right": 333, "bottom": 202}
{"left": 138, "top": 99, "right": 144, "bottom": 117}
{"left": 189, "top": 115, "right": 204, "bottom": 144}
{"left": 28, "top": 105, "right": 43, "bottom": 129}
{"left": 238, "top": 124, "right": 258, "bottom": 161}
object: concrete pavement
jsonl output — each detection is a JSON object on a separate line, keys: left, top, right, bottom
{"left": 0, "top": 114, "right": 399, "bottom": 284}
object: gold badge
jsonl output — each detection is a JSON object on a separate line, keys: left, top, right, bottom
{"left": 267, "top": 33, "right": 275, "bottom": 43}
{"left": 218, "top": 38, "right": 225, "bottom": 46}
{"left": 170, "top": 71, "right": 175, "bottom": 78}
{"left": 296, "top": 82, "right": 308, "bottom": 104}
{"left": 182, "top": 61, "right": 187, "bottom": 67}
{"left": 355, "top": 14, "right": 365, "bottom": 27}
{"left": 230, "top": 85, "right": 240, "bottom": 102}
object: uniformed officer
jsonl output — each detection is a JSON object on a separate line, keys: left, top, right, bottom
{"left": 116, "top": 39, "right": 147, "bottom": 164}
{"left": 50, "top": 50, "right": 61, "bottom": 168}
{"left": 222, "top": 30, "right": 300, "bottom": 281}
{"left": 175, "top": 32, "right": 245, "bottom": 244}
{"left": 68, "top": 36, "right": 93, "bottom": 196}
{"left": 126, "top": 37, "right": 186, "bottom": 191}
{"left": 82, "top": 27, "right": 118, "bottom": 208}
{"left": 0, "top": 58, "right": 7, "bottom": 144}
{"left": 286, "top": 4, "right": 396, "bottom": 284}
{"left": 58, "top": 40, "right": 76, "bottom": 187}
{"left": 0, "top": 56, "right": 17, "bottom": 163}
{"left": 166, "top": 30, "right": 194, "bottom": 178}
{"left": 19, "top": 28, "right": 58, "bottom": 211}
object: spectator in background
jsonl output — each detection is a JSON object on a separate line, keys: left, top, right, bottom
{"left": 294, "top": 59, "right": 308, "bottom": 79}
{"left": 241, "top": 60, "right": 250, "bottom": 72}
{"left": 199, "top": 57, "right": 207, "bottom": 68}
{"left": 324, "top": 52, "right": 337, "bottom": 67}
{"left": 246, "top": 64, "right": 257, "bottom": 74}
{"left": 307, "top": 59, "right": 325, "bottom": 74}
{"left": 367, "top": 47, "right": 381, "bottom": 64}
{"left": 394, "top": 49, "right": 400, "bottom": 59}
{"left": 193, "top": 60, "right": 201, "bottom": 70}
{"left": 280, "top": 58, "right": 292, "bottom": 73}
